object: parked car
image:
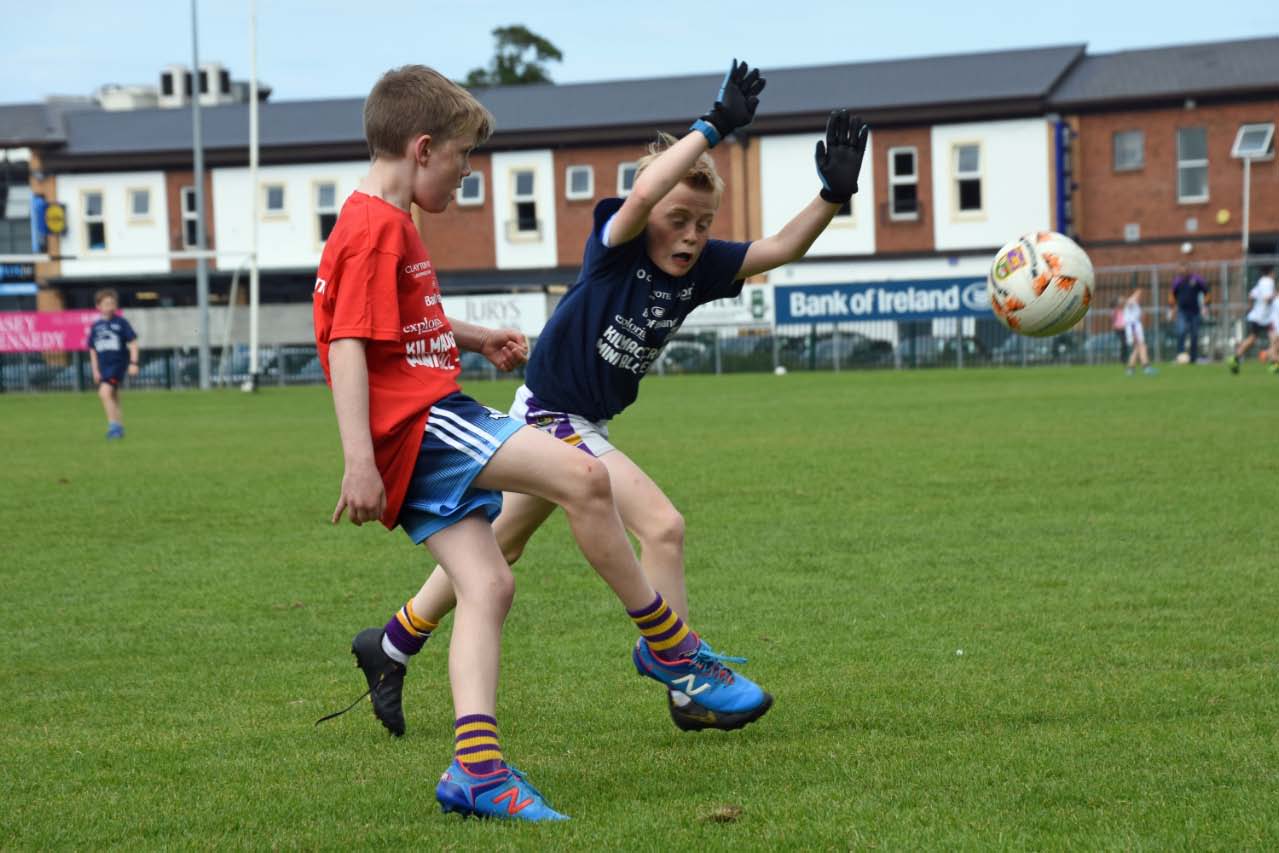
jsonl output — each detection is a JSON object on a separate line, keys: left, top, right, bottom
{"left": 655, "top": 340, "right": 711, "bottom": 373}
{"left": 814, "top": 332, "right": 894, "bottom": 367}
{"left": 991, "top": 334, "right": 1078, "bottom": 365}
{"left": 896, "top": 335, "right": 989, "bottom": 367}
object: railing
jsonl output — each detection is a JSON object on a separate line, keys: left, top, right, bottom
{"left": 0, "top": 344, "right": 527, "bottom": 393}
{"left": 3, "top": 258, "right": 1275, "bottom": 392}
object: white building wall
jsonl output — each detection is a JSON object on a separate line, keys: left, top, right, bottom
{"left": 758, "top": 132, "right": 876, "bottom": 257}
{"left": 930, "top": 118, "right": 1052, "bottom": 251}
{"left": 56, "top": 171, "right": 170, "bottom": 277}
{"left": 489, "top": 150, "right": 557, "bottom": 269}
{"left": 212, "top": 161, "right": 368, "bottom": 270}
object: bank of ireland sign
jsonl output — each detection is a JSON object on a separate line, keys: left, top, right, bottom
{"left": 775, "top": 278, "right": 990, "bottom": 323}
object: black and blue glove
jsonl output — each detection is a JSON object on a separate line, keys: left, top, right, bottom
{"left": 691, "top": 59, "right": 766, "bottom": 147}
{"left": 815, "top": 109, "right": 869, "bottom": 204}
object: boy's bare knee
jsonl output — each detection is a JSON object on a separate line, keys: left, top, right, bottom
{"left": 649, "top": 508, "right": 685, "bottom": 551}
{"left": 458, "top": 565, "right": 516, "bottom": 614}
{"left": 563, "top": 458, "right": 613, "bottom": 511}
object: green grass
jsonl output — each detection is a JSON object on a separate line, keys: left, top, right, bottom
{"left": 3, "top": 366, "right": 1278, "bottom": 850}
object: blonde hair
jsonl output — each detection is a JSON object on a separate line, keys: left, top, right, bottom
{"left": 634, "top": 132, "right": 725, "bottom": 199}
{"left": 364, "top": 65, "right": 494, "bottom": 159}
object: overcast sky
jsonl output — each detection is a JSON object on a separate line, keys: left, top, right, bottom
{"left": 3, "top": 0, "right": 1277, "bottom": 103}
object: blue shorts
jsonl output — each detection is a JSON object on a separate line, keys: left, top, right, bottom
{"left": 398, "top": 392, "right": 524, "bottom": 545}
{"left": 99, "top": 363, "right": 125, "bottom": 386}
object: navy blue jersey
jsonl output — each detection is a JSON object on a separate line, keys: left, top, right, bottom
{"left": 1171, "top": 275, "right": 1208, "bottom": 316}
{"left": 524, "top": 198, "right": 749, "bottom": 421}
{"left": 87, "top": 316, "right": 137, "bottom": 373}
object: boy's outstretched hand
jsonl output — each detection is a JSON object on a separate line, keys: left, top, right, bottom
{"left": 480, "top": 327, "right": 529, "bottom": 372}
{"left": 815, "top": 109, "right": 869, "bottom": 204}
{"left": 693, "top": 59, "right": 766, "bottom": 147}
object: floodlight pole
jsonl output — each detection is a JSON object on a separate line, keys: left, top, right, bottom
{"left": 246, "top": 0, "right": 261, "bottom": 391}
{"left": 191, "top": 0, "right": 211, "bottom": 390}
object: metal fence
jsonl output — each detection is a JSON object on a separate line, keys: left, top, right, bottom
{"left": 3, "top": 258, "right": 1275, "bottom": 392}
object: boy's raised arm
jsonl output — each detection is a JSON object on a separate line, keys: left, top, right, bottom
{"left": 739, "top": 109, "right": 869, "bottom": 279}
{"left": 606, "top": 59, "right": 765, "bottom": 247}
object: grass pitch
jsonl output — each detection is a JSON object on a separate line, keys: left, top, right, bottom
{"left": 3, "top": 366, "right": 1278, "bottom": 849}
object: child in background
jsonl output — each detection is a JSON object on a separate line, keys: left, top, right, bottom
{"left": 1111, "top": 296, "right": 1128, "bottom": 362}
{"left": 1123, "top": 289, "right": 1156, "bottom": 376}
{"left": 86, "top": 288, "right": 139, "bottom": 439}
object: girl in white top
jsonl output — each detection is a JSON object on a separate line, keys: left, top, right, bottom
{"left": 1124, "top": 288, "right": 1156, "bottom": 375}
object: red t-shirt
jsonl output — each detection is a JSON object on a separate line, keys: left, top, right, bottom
{"left": 313, "top": 192, "right": 461, "bottom": 529}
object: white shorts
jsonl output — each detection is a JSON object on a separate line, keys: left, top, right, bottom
{"left": 1124, "top": 322, "right": 1145, "bottom": 347}
{"left": 509, "top": 385, "right": 615, "bottom": 458}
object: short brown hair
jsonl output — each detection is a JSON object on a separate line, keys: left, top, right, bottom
{"left": 94, "top": 288, "right": 119, "bottom": 306}
{"left": 364, "top": 66, "right": 494, "bottom": 159}
{"left": 634, "top": 132, "right": 725, "bottom": 199}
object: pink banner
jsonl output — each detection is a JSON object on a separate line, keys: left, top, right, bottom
{"left": 0, "top": 311, "right": 102, "bottom": 353}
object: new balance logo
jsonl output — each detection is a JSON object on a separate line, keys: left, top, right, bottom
{"left": 669, "top": 673, "right": 710, "bottom": 696}
{"left": 493, "top": 786, "right": 533, "bottom": 815}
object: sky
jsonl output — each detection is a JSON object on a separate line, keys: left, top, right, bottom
{"left": 2, "top": 0, "right": 1277, "bottom": 104}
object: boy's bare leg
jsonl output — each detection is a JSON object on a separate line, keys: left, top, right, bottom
{"left": 600, "top": 450, "right": 689, "bottom": 619}
{"left": 410, "top": 449, "right": 689, "bottom": 621}
{"left": 472, "top": 427, "right": 655, "bottom": 610}
{"left": 411, "top": 491, "right": 555, "bottom": 621}
{"left": 423, "top": 513, "right": 514, "bottom": 718}
{"left": 98, "top": 384, "right": 122, "bottom": 424}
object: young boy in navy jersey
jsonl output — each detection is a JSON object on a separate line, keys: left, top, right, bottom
{"left": 383, "top": 63, "right": 870, "bottom": 732}
{"left": 316, "top": 65, "right": 770, "bottom": 822}
{"left": 86, "top": 288, "right": 139, "bottom": 439}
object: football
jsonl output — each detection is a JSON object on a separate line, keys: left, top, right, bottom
{"left": 987, "top": 231, "right": 1095, "bottom": 337}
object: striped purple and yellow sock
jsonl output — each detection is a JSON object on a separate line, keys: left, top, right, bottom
{"left": 628, "top": 593, "right": 699, "bottom": 660}
{"left": 381, "top": 599, "right": 438, "bottom": 664}
{"left": 454, "top": 714, "right": 504, "bottom": 776}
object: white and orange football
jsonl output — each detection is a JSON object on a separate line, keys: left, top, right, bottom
{"left": 987, "top": 231, "right": 1095, "bottom": 337}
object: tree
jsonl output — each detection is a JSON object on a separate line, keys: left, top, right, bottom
{"left": 463, "top": 25, "right": 563, "bottom": 88}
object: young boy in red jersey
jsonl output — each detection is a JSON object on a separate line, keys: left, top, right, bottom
{"left": 314, "top": 65, "right": 770, "bottom": 822}
{"left": 364, "top": 62, "right": 870, "bottom": 734}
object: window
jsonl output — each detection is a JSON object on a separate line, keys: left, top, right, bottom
{"left": 263, "top": 183, "right": 286, "bottom": 216}
{"left": 617, "top": 162, "right": 637, "bottom": 196}
{"left": 128, "top": 188, "right": 151, "bottom": 220}
{"left": 512, "top": 169, "right": 537, "bottom": 234}
{"left": 458, "top": 172, "right": 484, "bottom": 206}
{"left": 1113, "top": 130, "right": 1144, "bottom": 171}
{"left": 953, "top": 143, "right": 982, "bottom": 213}
{"left": 180, "top": 186, "right": 200, "bottom": 248}
{"left": 3, "top": 185, "right": 31, "bottom": 219}
{"left": 888, "top": 146, "right": 918, "bottom": 220}
{"left": 1177, "top": 127, "right": 1208, "bottom": 202}
{"left": 84, "top": 190, "right": 106, "bottom": 250}
{"left": 198, "top": 69, "right": 209, "bottom": 95}
{"left": 565, "top": 165, "right": 593, "bottom": 200}
{"left": 160, "top": 71, "right": 175, "bottom": 97}
{"left": 219, "top": 69, "right": 231, "bottom": 95}
{"left": 316, "top": 182, "right": 338, "bottom": 242}
{"left": 1232, "top": 122, "right": 1275, "bottom": 159}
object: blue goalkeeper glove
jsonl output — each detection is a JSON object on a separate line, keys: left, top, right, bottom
{"left": 691, "top": 59, "right": 766, "bottom": 147}
{"left": 815, "top": 109, "right": 870, "bottom": 204}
